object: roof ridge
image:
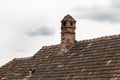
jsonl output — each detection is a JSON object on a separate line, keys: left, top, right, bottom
{"left": 36, "top": 34, "right": 120, "bottom": 48}
{"left": 42, "top": 44, "right": 60, "bottom": 48}
{"left": 13, "top": 56, "right": 32, "bottom": 61}
{"left": 33, "top": 34, "right": 120, "bottom": 53}
{"left": 37, "top": 44, "right": 60, "bottom": 51}
{"left": 77, "top": 34, "right": 120, "bottom": 43}
{"left": 33, "top": 44, "right": 60, "bottom": 56}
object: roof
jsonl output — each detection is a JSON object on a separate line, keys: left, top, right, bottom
{"left": 0, "top": 34, "right": 120, "bottom": 80}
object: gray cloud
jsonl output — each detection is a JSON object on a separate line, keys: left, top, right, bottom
{"left": 73, "top": 0, "right": 120, "bottom": 22}
{"left": 112, "top": 0, "right": 120, "bottom": 8}
{"left": 26, "top": 26, "right": 55, "bottom": 37}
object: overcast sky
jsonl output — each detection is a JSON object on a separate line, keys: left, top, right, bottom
{"left": 0, "top": 0, "right": 120, "bottom": 66}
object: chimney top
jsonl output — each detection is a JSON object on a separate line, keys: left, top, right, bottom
{"left": 61, "top": 14, "right": 76, "bottom": 22}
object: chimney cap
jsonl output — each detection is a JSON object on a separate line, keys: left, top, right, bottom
{"left": 61, "top": 14, "right": 76, "bottom": 22}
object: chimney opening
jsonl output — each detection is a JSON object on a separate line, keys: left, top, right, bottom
{"left": 62, "top": 21, "right": 66, "bottom": 26}
{"left": 70, "top": 22, "right": 73, "bottom": 26}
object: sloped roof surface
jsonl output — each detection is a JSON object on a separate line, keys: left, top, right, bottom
{"left": 0, "top": 34, "right": 120, "bottom": 80}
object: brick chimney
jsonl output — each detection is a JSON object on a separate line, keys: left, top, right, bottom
{"left": 60, "top": 14, "right": 76, "bottom": 52}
